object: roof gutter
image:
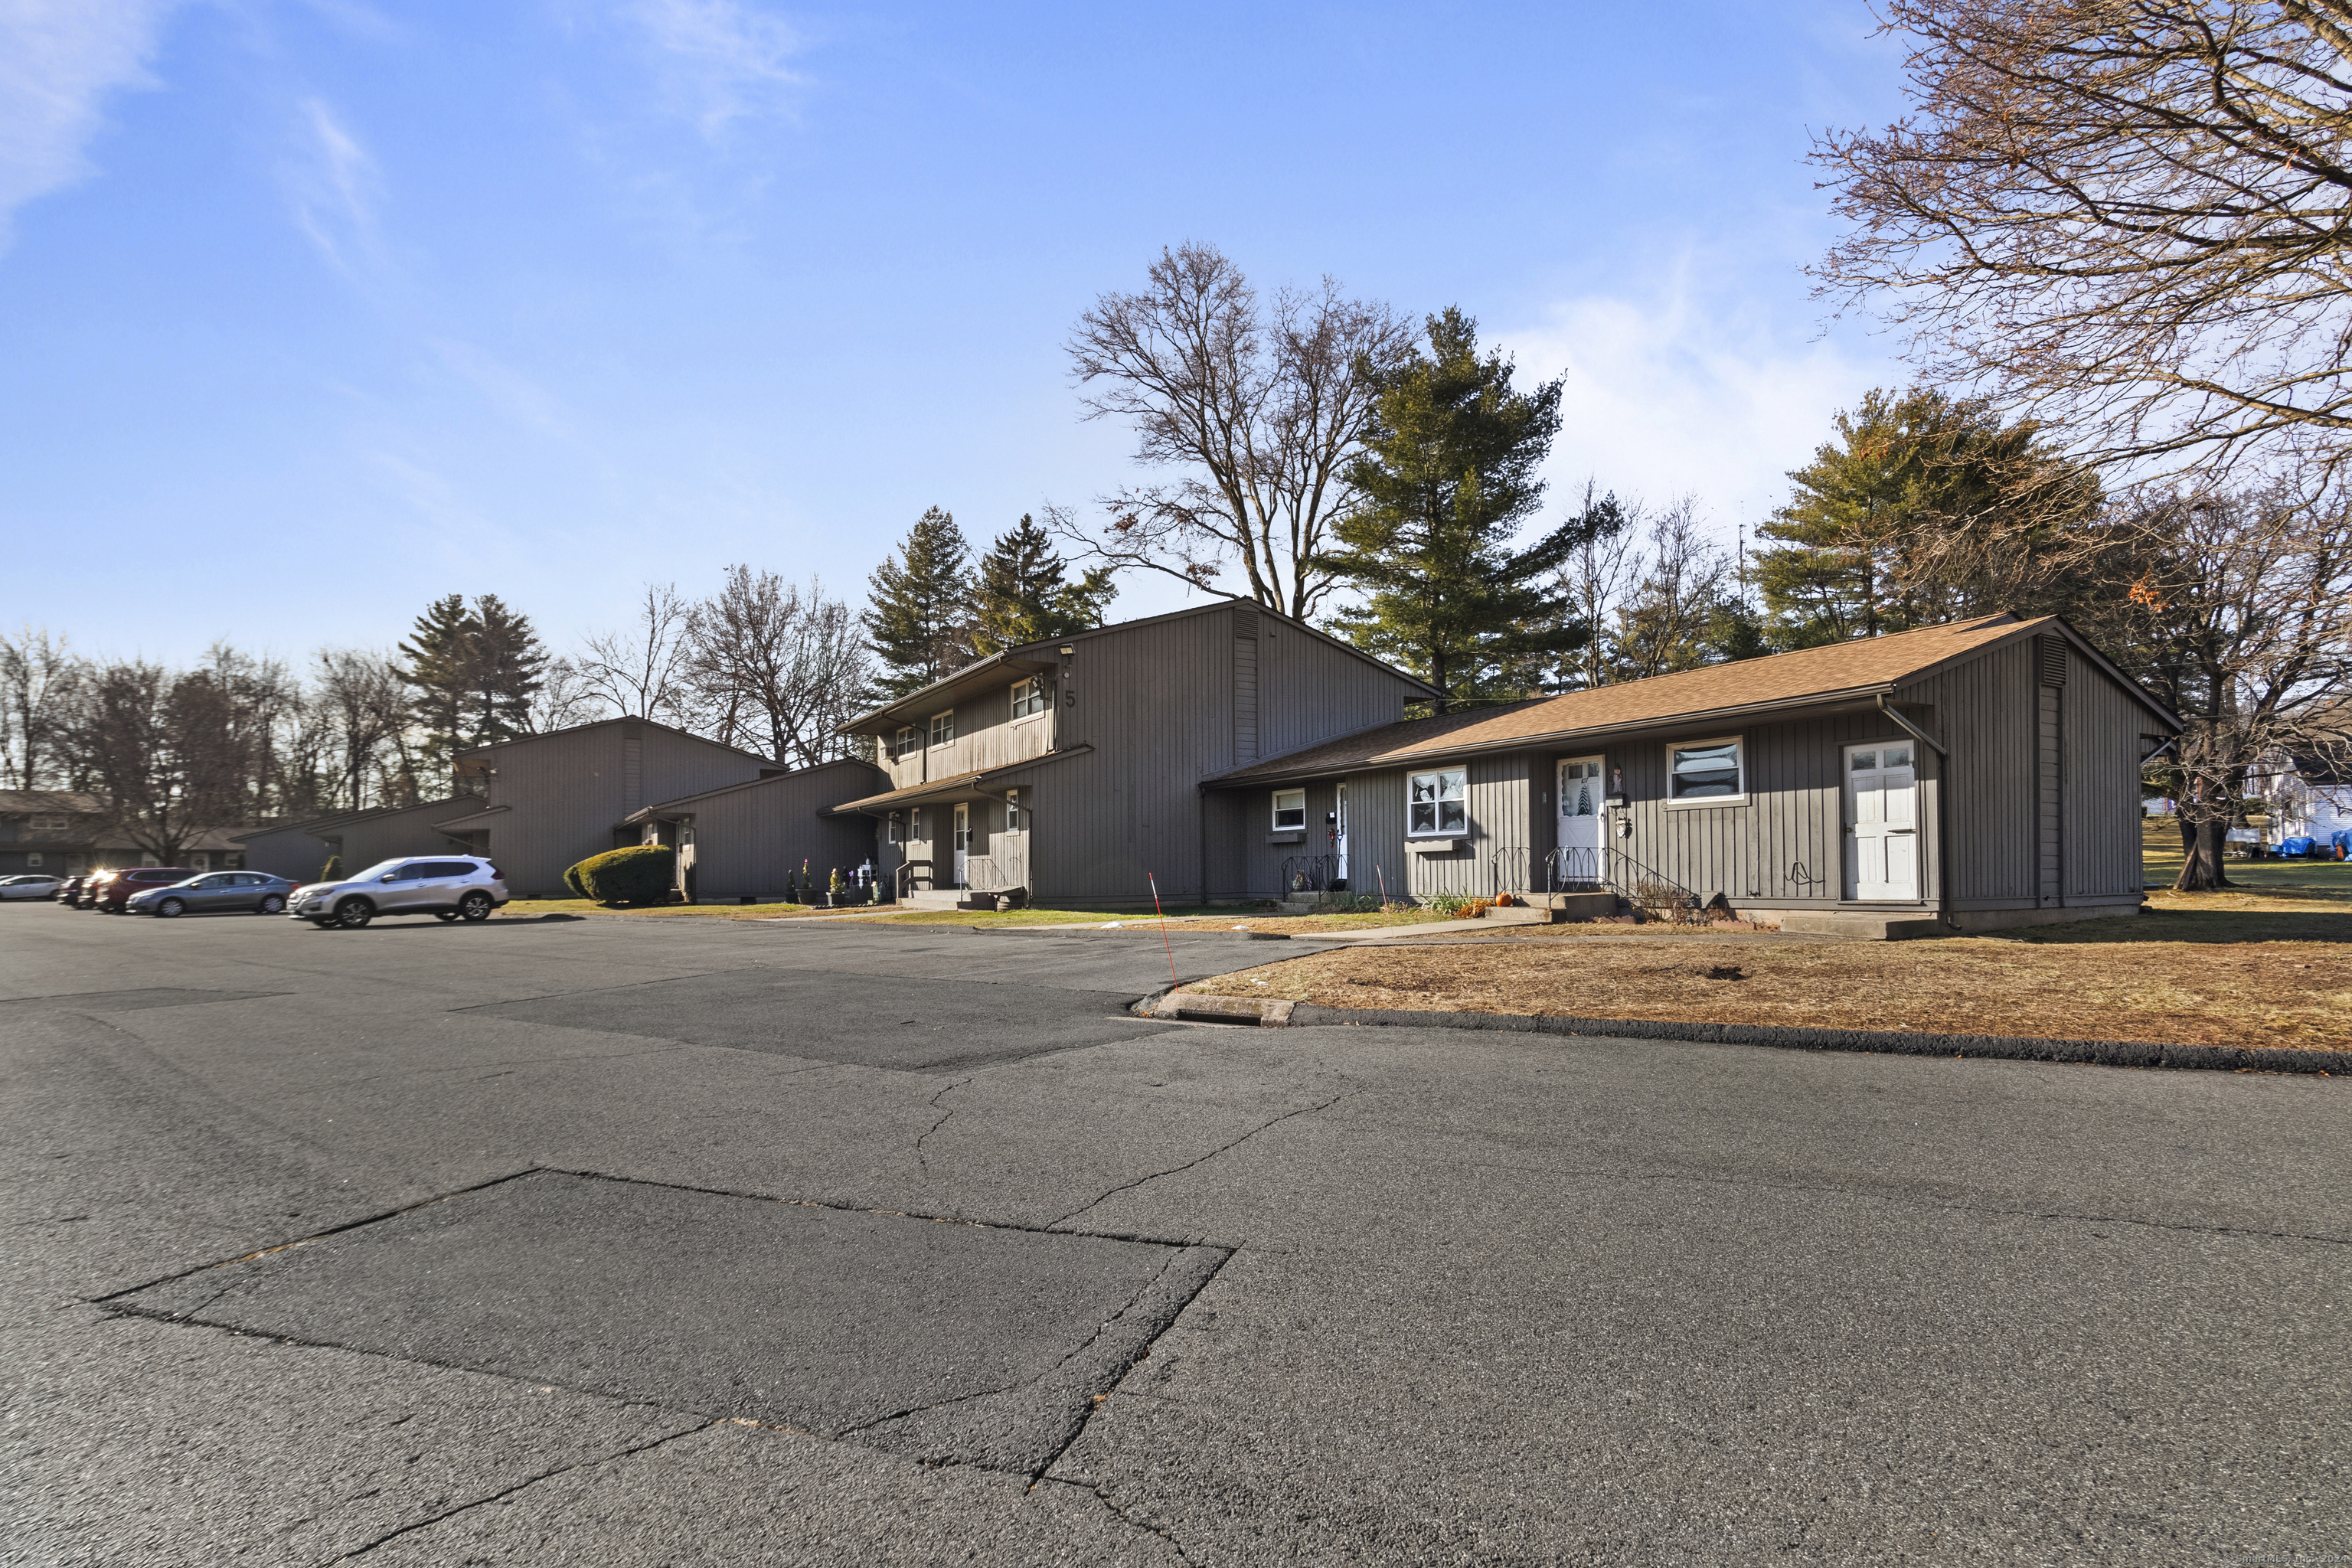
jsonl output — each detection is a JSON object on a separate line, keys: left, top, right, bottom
{"left": 1880, "top": 694, "right": 1955, "bottom": 932}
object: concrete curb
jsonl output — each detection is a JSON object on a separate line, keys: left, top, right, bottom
{"left": 1128, "top": 988, "right": 2342, "bottom": 1073}
{"left": 1284, "top": 1004, "right": 2343, "bottom": 1075}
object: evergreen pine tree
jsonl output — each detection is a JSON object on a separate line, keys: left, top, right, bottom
{"left": 398, "top": 594, "right": 479, "bottom": 790}
{"left": 972, "top": 514, "right": 1119, "bottom": 655}
{"left": 469, "top": 595, "right": 549, "bottom": 746}
{"left": 1756, "top": 387, "right": 2099, "bottom": 645}
{"left": 1327, "top": 309, "right": 1607, "bottom": 711}
{"left": 865, "top": 508, "right": 976, "bottom": 699}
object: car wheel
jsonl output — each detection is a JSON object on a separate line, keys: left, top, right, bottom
{"left": 334, "top": 897, "right": 374, "bottom": 929}
{"left": 459, "top": 891, "right": 493, "bottom": 923}
{"left": 257, "top": 895, "right": 286, "bottom": 915}
{"left": 155, "top": 897, "right": 185, "bottom": 918}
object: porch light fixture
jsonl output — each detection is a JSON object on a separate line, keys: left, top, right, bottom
{"left": 1058, "top": 645, "right": 1074, "bottom": 657}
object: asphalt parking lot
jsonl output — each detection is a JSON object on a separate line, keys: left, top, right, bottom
{"left": 3, "top": 905, "right": 2345, "bottom": 1564}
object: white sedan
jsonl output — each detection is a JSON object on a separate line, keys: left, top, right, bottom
{"left": 0, "top": 874, "right": 64, "bottom": 900}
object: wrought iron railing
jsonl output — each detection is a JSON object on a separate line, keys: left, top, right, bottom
{"left": 1279, "top": 854, "right": 1341, "bottom": 896}
{"left": 1596, "top": 846, "right": 1710, "bottom": 922}
{"left": 1543, "top": 844, "right": 1602, "bottom": 890}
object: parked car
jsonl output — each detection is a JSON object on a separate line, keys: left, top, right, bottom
{"left": 53, "top": 874, "right": 87, "bottom": 904}
{"left": 0, "top": 873, "right": 64, "bottom": 900}
{"left": 74, "top": 871, "right": 116, "bottom": 908}
{"left": 292, "top": 857, "right": 509, "bottom": 929}
{"left": 126, "top": 871, "right": 297, "bottom": 918}
{"left": 93, "top": 868, "right": 198, "bottom": 912}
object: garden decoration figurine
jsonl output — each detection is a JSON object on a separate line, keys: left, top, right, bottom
{"left": 785, "top": 867, "right": 798, "bottom": 904}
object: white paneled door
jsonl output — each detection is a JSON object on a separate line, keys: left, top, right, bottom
{"left": 1844, "top": 742, "right": 1919, "bottom": 900}
{"left": 953, "top": 803, "right": 971, "bottom": 887}
{"left": 1334, "top": 782, "right": 1349, "bottom": 887}
{"left": 1557, "top": 756, "right": 1606, "bottom": 885}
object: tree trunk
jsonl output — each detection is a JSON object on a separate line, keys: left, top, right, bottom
{"left": 2173, "top": 817, "right": 2231, "bottom": 892}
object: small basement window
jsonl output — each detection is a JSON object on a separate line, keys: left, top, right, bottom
{"left": 930, "top": 710, "right": 956, "bottom": 747}
{"left": 1408, "top": 769, "right": 1468, "bottom": 836}
{"left": 1011, "top": 678, "right": 1044, "bottom": 719}
{"left": 1667, "top": 738, "right": 1744, "bottom": 803}
{"left": 1272, "top": 788, "right": 1306, "bottom": 830}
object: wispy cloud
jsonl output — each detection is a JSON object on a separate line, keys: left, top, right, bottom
{"left": 283, "top": 96, "right": 383, "bottom": 277}
{"left": 1499, "top": 265, "right": 1894, "bottom": 540}
{"left": 0, "top": 0, "right": 183, "bottom": 249}
{"left": 626, "top": 0, "right": 803, "bottom": 139}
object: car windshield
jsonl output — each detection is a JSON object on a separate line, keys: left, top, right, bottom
{"left": 348, "top": 861, "right": 407, "bottom": 882}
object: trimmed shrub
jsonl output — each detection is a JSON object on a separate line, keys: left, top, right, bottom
{"left": 567, "top": 844, "right": 677, "bottom": 906}
{"left": 320, "top": 855, "right": 342, "bottom": 883}
{"left": 564, "top": 859, "right": 592, "bottom": 899}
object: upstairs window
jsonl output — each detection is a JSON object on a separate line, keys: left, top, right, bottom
{"left": 930, "top": 710, "right": 956, "bottom": 747}
{"left": 1272, "top": 789, "right": 1307, "bottom": 830}
{"left": 1011, "top": 678, "right": 1044, "bottom": 719}
{"left": 892, "top": 725, "right": 919, "bottom": 760}
{"left": 1409, "top": 769, "right": 1468, "bottom": 836}
{"left": 1668, "top": 739, "right": 1744, "bottom": 802}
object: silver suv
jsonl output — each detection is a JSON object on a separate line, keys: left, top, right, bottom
{"left": 292, "top": 856, "right": 509, "bottom": 929}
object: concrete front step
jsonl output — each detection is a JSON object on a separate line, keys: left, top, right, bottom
{"left": 897, "top": 890, "right": 965, "bottom": 912}
{"left": 1773, "top": 911, "right": 1949, "bottom": 940}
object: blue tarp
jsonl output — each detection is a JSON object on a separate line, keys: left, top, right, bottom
{"left": 2334, "top": 830, "right": 2351, "bottom": 855}
{"left": 2278, "top": 836, "right": 2317, "bottom": 857}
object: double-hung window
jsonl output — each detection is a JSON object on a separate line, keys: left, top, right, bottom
{"left": 893, "top": 725, "right": 919, "bottom": 760}
{"left": 930, "top": 710, "right": 956, "bottom": 748}
{"left": 1408, "top": 769, "right": 1468, "bottom": 836}
{"left": 1271, "top": 789, "right": 1306, "bottom": 830}
{"left": 1005, "top": 789, "right": 1022, "bottom": 831}
{"left": 1667, "top": 738, "right": 1744, "bottom": 802}
{"left": 1011, "top": 678, "right": 1044, "bottom": 719}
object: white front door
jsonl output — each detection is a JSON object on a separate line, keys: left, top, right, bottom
{"left": 953, "top": 803, "right": 971, "bottom": 887}
{"left": 1844, "top": 742, "right": 1919, "bottom": 900}
{"left": 1334, "top": 782, "right": 1349, "bottom": 886}
{"left": 1557, "top": 756, "right": 1606, "bottom": 884}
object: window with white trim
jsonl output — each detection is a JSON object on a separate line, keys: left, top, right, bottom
{"left": 930, "top": 710, "right": 955, "bottom": 747}
{"left": 1004, "top": 789, "right": 1022, "bottom": 830}
{"left": 887, "top": 812, "right": 903, "bottom": 844}
{"left": 892, "top": 725, "right": 919, "bottom": 760}
{"left": 1408, "top": 769, "right": 1468, "bottom": 836}
{"left": 1272, "top": 788, "right": 1306, "bottom": 830}
{"left": 1667, "top": 738, "right": 1745, "bottom": 802}
{"left": 1011, "top": 678, "right": 1044, "bottom": 719}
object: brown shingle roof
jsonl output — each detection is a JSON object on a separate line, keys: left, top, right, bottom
{"left": 1211, "top": 613, "right": 2052, "bottom": 783}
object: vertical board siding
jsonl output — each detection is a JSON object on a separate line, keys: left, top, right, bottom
{"left": 1233, "top": 635, "right": 1259, "bottom": 764}
{"left": 669, "top": 761, "right": 884, "bottom": 898}
{"left": 2037, "top": 687, "right": 2063, "bottom": 903}
{"left": 469, "top": 722, "right": 773, "bottom": 896}
{"left": 239, "top": 825, "right": 333, "bottom": 880}
{"left": 334, "top": 795, "right": 487, "bottom": 874}
{"left": 2063, "top": 652, "right": 2153, "bottom": 900}
{"left": 1899, "top": 639, "right": 2037, "bottom": 906}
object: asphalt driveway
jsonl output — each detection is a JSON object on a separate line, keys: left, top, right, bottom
{"left": 2, "top": 907, "right": 2344, "bottom": 1564}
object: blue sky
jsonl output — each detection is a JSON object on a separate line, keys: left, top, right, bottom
{"left": 0, "top": 0, "right": 1911, "bottom": 668}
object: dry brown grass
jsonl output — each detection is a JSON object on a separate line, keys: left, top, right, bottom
{"left": 1187, "top": 926, "right": 2352, "bottom": 1050}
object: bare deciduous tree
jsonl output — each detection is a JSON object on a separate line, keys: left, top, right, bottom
{"left": 313, "top": 649, "right": 411, "bottom": 809}
{"left": 2093, "top": 486, "right": 2352, "bottom": 890}
{"left": 0, "top": 625, "right": 79, "bottom": 790}
{"left": 1060, "top": 242, "right": 1411, "bottom": 618}
{"left": 524, "top": 657, "right": 604, "bottom": 735}
{"left": 683, "top": 567, "right": 873, "bottom": 767}
{"left": 578, "top": 583, "right": 694, "bottom": 724}
{"left": 1611, "top": 500, "right": 1743, "bottom": 681}
{"left": 1812, "top": 0, "right": 2352, "bottom": 485}
{"left": 1553, "top": 484, "right": 1642, "bottom": 689}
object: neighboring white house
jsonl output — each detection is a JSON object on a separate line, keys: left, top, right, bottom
{"left": 2249, "top": 750, "right": 2352, "bottom": 846}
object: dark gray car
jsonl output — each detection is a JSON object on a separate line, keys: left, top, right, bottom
{"left": 127, "top": 871, "right": 297, "bottom": 917}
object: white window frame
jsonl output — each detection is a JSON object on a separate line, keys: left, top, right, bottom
{"left": 1011, "top": 678, "right": 1044, "bottom": 719}
{"left": 1407, "top": 768, "right": 1468, "bottom": 838}
{"left": 887, "top": 812, "right": 903, "bottom": 844}
{"left": 1004, "top": 789, "right": 1022, "bottom": 831}
{"left": 930, "top": 709, "right": 956, "bottom": 747}
{"left": 1271, "top": 788, "right": 1307, "bottom": 830}
{"left": 893, "top": 725, "right": 919, "bottom": 760}
{"left": 26, "top": 852, "right": 42, "bottom": 867}
{"left": 1664, "top": 736, "right": 1746, "bottom": 806}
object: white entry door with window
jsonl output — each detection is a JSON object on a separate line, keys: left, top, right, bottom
{"left": 953, "top": 803, "right": 971, "bottom": 887}
{"left": 1334, "top": 782, "right": 1349, "bottom": 887}
{"left": 1844, "top": 742, "right": 1919, "bottom": 900}
{"left": 1557, "top": 756, "right": 1606, "bottom": 884}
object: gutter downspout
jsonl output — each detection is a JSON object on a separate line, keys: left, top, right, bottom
{"left": 1878, "top": 694, "right": 1954, "bottom": 929}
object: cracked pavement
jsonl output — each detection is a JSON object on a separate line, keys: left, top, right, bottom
{"left": 2, "top": 909, "right": 2346, "bottom": 1564}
